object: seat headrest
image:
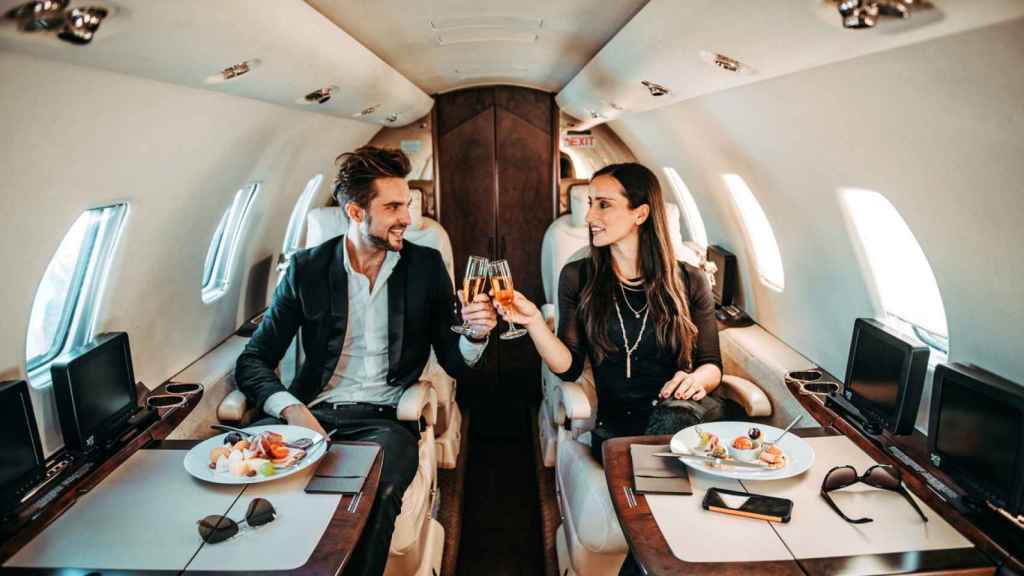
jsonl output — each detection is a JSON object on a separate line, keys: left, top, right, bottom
{"left": 569, "top": 185, "right": 589, "bottom": 228}
{"left": 409, "top": 188, "right": 424, "bottom": 230}
{"left": 306, "top": 206, "right": 348, "bottom": 248}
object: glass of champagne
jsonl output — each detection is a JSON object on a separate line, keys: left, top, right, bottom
{"left": 489, "top": 259, "right": 528, "bottom": 340}
{"left": 452, "top": 255, "right": 489, "bottom": 335}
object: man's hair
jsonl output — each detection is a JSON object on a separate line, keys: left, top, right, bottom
{"left": 332, "top": 146, "right": 412, "bottom": 209}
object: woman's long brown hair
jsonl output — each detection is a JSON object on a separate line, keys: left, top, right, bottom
{"left": 579, "top": 163, "right": 698, "bottom": 370}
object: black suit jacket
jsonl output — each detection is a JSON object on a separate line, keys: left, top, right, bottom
{"left": 235, "top": 235, "right": 471, "bottom": 412}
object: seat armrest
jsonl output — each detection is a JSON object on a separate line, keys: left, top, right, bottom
{"left": 541, "top": 303, "right": 556, "bottom": 331}
{"left": 558, "top": 381, "right": 595, "bottom": 421}
{"left": 720, "top": 375, "right": 772, "bottom": 417}
{"left": 218, "top": 389, "right": 249, "bottom": 423}
{"left": 398, "top": 381, "right": 437, "bottom": 427}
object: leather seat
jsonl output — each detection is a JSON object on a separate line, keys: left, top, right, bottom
{"left": 543, "top": 194, "right": 772, "bottom": 576}
{"left": 218, "top": 193, "right": 450, "bottom": 576}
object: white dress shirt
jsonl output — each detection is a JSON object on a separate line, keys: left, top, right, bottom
{"left": 264, "top": 241, "right": 487, "bottom": 419}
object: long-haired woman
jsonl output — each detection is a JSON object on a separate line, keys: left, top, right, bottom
{"left": 496, "top": 162, "right": 724, "bottom": 463}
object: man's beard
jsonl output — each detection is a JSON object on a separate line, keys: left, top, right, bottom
{"left": 363, "top": 216, "right": 405, "bottom": 251}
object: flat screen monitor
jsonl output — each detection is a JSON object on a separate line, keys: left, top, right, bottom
{"left": 929, "top": 363, "right": 1024, "bottom": 515}
{"left": 0, "top": 380, "right": 44, "bottom": 510}
{"left": 842, "top": 318, "right": 929, "bottom": 435}
{"left": 51, "top": 332, "right": 138, "bottom": 453}
{"left": 706, "top": 245, "right": 737, "bottom": 307}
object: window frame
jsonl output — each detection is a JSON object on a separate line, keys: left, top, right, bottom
{"left": 201, "top": 182, "right": 260, "bottom": 304}
{"left": 26, "top": 203, "right": 129, "bottom": 385}
{"left": 663, "top": 167, "right": 709, "bottom": 249}
{"left": 281, "top": 174, "right": 323, "bottom": 258}
{"left": 723, "top": 174, "right": 785, "bottom": 292}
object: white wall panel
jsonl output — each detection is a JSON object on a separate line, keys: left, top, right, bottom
{"left": 611, "top": 19, "right": 1024, "bottom": 385}
{"left": 0, "top": 51, "right": 378, "bottom": 453}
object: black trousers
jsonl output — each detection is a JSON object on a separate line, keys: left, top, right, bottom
{"left": 255, "top": 404, "right": 420, "bottom": 576}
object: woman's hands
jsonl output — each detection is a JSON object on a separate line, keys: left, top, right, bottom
{"left": 492, "top": 290, "right": 543, "bottom": 328}
{"left": 659, "top": 370, "right": 708, "bottom": 401}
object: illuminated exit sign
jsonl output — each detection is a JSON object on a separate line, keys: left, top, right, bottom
{"left": 562, "top": 131, "right": 594, "bottom": 148}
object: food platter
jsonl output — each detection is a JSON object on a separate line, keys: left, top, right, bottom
{"left": 669, "top": 421, "right": 815, "bottom": 481}
{"left": 184, "top": 425, "right": 327, "bottom": 485}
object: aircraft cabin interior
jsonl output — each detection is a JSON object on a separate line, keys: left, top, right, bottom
{"left": 1, "top": 1, "right": 1023, "bottom": 575}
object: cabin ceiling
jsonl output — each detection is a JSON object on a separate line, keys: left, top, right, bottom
{"left": 305, "top": 0, "right": 649, "bottom": 95}
{"left": 557, "top": 0, "right": 1024, "bottom": 129}
{"left": 0, "top": 0, "right": 433, "bottom": 125}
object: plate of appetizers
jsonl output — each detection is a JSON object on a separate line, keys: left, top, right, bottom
{"left": 184, "top": 425, "right": 328, "bottom": 484}
{"left": 669, "top": 421, "right": 815, "bottom": 480}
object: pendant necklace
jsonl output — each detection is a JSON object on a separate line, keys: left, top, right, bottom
{"left": 614, "top": 296, "right": 649, "bottom": 379}
{"left": 618, "top": 282, "right": 648, "bottom": 318}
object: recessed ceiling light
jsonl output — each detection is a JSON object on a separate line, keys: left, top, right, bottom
{"left": 56, "top": 6, "right": 107, "bottom": 45}
{"left": 698, "top": 51, "right": 756, "bottom": 75}
{"left": 641, "top": 80, "right": 670, "bottom": 97}
{"left": 586, "top": 109, "right": 605, "bottom": 120}
{"left": 5, "top": 0, "right": 68, "bottom": 32}
{"left": 386, "top": 113, "right": 400, "bottom": 123}
{"left": 204, "top": 59, "right": 261, "bottom": 85}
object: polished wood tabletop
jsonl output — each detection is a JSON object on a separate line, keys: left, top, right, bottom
{"left": 603, "top": 428, "right": 994, "bottom": 576}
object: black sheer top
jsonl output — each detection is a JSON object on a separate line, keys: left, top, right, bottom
{"left": 554, "top": 259, "right": 722, "bottom": 419}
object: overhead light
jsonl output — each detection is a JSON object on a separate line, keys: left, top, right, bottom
{"left": 303, "top": 85, "right": 339, "bottom": 105}
{"left": 5, "top": 0, "right": 68, "bottom": 32}
{"left": 641, "top": 80, "right": 670, "bottom": 97}
{"left": 386, "top": 113, "right": 399, "bottom": 123}
{"left": 56, "top": 6, "right": 107, "bottom": 45}
{"left": 204, "top": 59, "right": 261, "bottom": 85}
{"left": 830, "top": 0, "right": 926, "bottom": 29}
{"left": 586, "top": 109, "right": 605, "bottom": 120}
{"left": 606, "top": 101, "right": 625, "bottom": 111}
{"left": 698, "top": 51, "right": 756, "bottom": 75}
{"left": 353, "top": 104, "right": 380, "bottom": 118}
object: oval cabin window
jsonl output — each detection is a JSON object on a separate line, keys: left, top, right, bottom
{"left": 723, "top": 174, "right": 785, "bottom": 292}
{"left": 664, "top": 167, "right": 709, "bottom": 250}
{"left": 201, "top": 183, "right": 260, "bottom": 304}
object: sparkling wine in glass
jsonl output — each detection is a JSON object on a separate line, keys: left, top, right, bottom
{"left": 489, "top": 259, "right": 528, "bottom": 340}
{"left": 452, "top": 255, "right": 489, "bottom": 335}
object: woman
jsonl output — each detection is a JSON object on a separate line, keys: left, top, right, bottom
{"left": 496, "top": 163, "right": 724, "bottom": 463}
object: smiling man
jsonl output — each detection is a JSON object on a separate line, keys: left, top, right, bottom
{"left": 235, "top": 146, "right": 496, "bottom": 576}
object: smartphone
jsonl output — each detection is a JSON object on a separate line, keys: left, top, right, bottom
{"left": 702, "top": 487, "right": 793, "bottom": 523}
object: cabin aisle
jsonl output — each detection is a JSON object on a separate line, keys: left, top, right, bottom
{"left": 455, "top": 389, "right": 546, "bottom": 575}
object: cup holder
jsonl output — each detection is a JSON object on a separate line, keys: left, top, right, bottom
{"left": 787, "top": 369, "right": 823, "bottom": 382}
{"left": 146, "top": 394, "right": 187, "bottom": 409}
{"left": 166, "top": 383, "right": 202, "bottom": 395}
{"left": 801, "top": 382, "right": 840, "bottom": 395}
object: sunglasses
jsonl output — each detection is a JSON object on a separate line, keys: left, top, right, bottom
{"left": 820, "top": 464, "right": 928, "bottom": 524}
{"left": 197, "top": 498, "right": 277, "bottom": 544}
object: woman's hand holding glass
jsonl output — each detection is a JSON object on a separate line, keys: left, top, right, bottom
{"left": 491, "top": 289, "right": 543, "bottom": 328}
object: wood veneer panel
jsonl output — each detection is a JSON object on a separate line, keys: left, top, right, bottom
{"left": 495, "top": 85, "right": 553, "bottom": 136}
{"left": 437, "top": 87, "right": 494, "bottom": 137}
{"left": 439, "top": 106, "right": 497, "bottom": 271}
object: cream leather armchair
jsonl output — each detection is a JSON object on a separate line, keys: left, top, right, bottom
{"left": 554, "top": 373, "right": 770, "bottom": 576}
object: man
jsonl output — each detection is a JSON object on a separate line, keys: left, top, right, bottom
{"left": 235, "top": 146, "right": 496, "bottom": 576}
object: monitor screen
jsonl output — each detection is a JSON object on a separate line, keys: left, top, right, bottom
{"left": 935, "top": 372, "right": 1019, "bottom": 501}
{"left": 0, "top": 382, "right": 43, "bottom": 492}
{"left": 847, "top": 327, "right": 905, "bottom": 418}
{"left": 66, "top": 334, "right": 136, "bottom": 439}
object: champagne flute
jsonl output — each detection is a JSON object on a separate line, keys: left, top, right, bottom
{"left": 489, "top": 259, "right": 528, "bottom": 340}
{"left": 452, "top": 255, "right": 489, "bottom": 335}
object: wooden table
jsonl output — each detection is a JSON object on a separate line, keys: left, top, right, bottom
{"left": 1, "top": 380, "right": 383, "bottom": 575}
{"left": 604, "top": 428, "right": 995, "bottom": 576}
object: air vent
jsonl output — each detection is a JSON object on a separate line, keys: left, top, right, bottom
{"left": 57, "top": 6, "right": 107, "bottom": 45}
{"left": 302, "top": 85, "right": 339, "bottom": 105}
{"left": 699, "top": 51, "right": 756, "bottom": 75}
{"left": 353, "top": 105, "right": 380, "bottom": 118}
{"left": 641, "top": 80, "right": 670, "bottom": 97}
{"left": 828, "top": 0, "right": 931, "bottom": 29}
{"left": 4, "top": 0, "right": 113, "bottom": 45}
{"left": 586, "top": 109, "right": 605, "bottom": 120}
{"left": 431, "top": 16, "right": 542, "bottom": 46}
{"left": 454, "top": 65, "right": 529, "bottom": 79}
{"left": 606, "top": 101, "right": 625, "bottom": 111}
{"left": 386, "top": 113, "right": 399, "bottom": 123}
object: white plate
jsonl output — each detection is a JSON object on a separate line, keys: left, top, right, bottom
{"left": 669, "top": 421, "right": 815, "bottom": 481}
{"left": 184, "top": 425, "right": 327, "bottom": 485}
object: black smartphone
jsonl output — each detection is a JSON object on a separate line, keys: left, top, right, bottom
{"left": 702, "top": 487, "right": 793, "bottom": 523}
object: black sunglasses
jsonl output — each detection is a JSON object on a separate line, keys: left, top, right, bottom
{"left": 820, "top": 464, "right": 927, "bottom": 524}
{"left": 197, "top": 498, "right": 277, "bottom": 544}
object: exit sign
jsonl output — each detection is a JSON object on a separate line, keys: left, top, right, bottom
{"left": 563, "top": 133, "right": 595, "bottom": 148}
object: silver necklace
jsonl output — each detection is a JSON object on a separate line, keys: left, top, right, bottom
{"left": 614, "top": 297, "right": 649, "bottom": 379}
{"left": 618, "top": 282, "right": 648, "bottom": 318}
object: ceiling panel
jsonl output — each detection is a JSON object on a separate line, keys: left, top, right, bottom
{"left": 306, "top": 0, "right": 649, "bottom": 94}
{"left": 557, "top": 0, "right": 1024, "bottom": 129}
